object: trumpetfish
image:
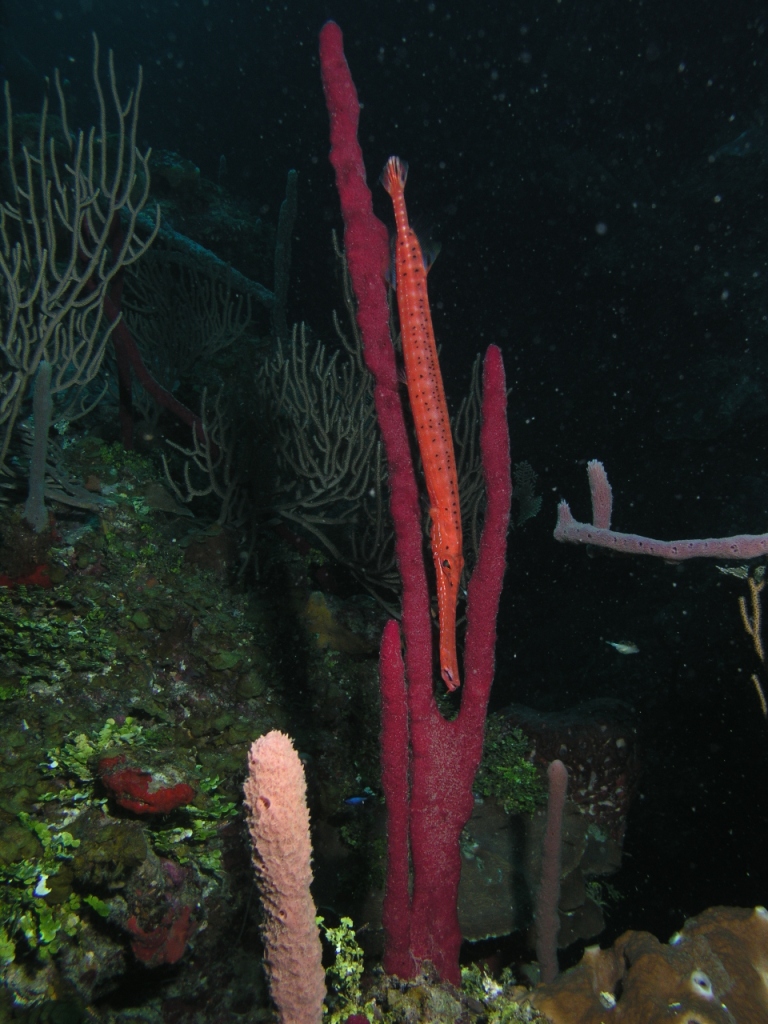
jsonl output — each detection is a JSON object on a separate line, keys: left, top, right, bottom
{"left": 381, "top": 155, "right": 464, "bottom": 691}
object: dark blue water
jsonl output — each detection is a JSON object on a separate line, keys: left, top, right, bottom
{"left": 2, "top": 0, "right": 767, "bottom": 1015}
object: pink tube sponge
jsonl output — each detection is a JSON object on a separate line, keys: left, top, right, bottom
{"left": 243, "top": 731, "right": 325, "bottom": 1024}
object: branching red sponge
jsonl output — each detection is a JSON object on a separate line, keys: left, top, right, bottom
{"left": 243, "top": 731, "right": 325, "bottom": 1024}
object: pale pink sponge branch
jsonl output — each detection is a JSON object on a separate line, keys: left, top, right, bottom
{"left": 555, "top": 459, "right": 768, "bottom": 561}
{"left": 243, "top": 731, "right": 325, "bottom": 1024}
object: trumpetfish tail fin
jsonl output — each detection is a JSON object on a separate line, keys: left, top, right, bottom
{"left": 381, "top": 155, "right": 409, "bottom": 195}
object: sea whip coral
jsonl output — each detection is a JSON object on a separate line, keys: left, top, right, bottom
{"left": 243, "top": 731, "right": 325, "bottom": 1024}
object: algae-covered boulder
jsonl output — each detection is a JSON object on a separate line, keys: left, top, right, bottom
{"left": 69, "top": 810, "right": 149, "bottom": 888}
{"left": 0, "top": 821, "right": 44, "bottom": 865}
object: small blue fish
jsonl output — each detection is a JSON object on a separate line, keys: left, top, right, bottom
{"left": 344, "top": 786, "right": 375, "bottom": 807}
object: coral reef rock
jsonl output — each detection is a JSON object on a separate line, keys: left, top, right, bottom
{"left": 523, "top": 905, "right": 768, "bottom": 1023}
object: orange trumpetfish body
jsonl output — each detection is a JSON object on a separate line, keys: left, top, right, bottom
{"left": 382, "top": 155, "right": 464, "bottom": 691}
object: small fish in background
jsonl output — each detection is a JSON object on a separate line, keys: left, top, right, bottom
{"left": 344, "top": 786, "right": 375, "bottom": 808}
{"left": 134, "top": 420, "right": 165, "bottom": 453}
{"left": 605, "top": 640, "right": 639, "bottom": 655}
{"left": 711, "top": 128, "right": 768, "bottom": 161}
{"left": 217, "top": 154, "right": 228, "bottom": 187}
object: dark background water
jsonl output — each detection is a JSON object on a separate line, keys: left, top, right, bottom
{"left": 3, "top": 0, "right": 768, "bottom": 957}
